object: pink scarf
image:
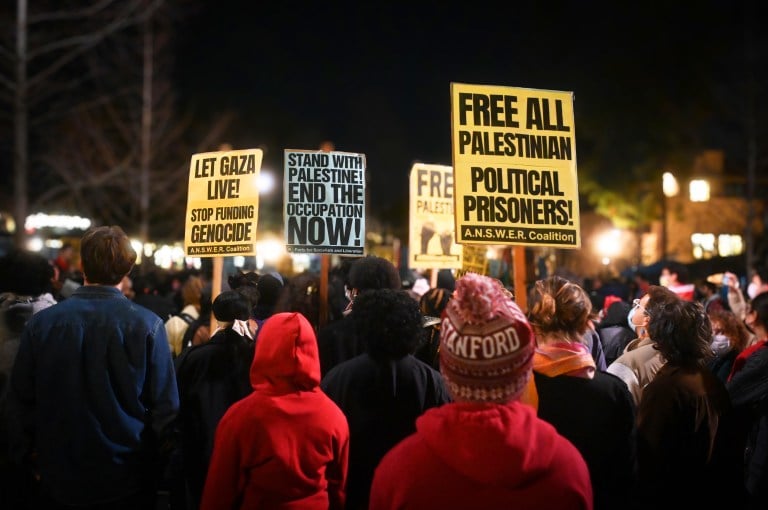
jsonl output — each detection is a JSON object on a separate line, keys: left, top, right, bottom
{"left": 520, "top": 341, "right": 596, "bottom": 410}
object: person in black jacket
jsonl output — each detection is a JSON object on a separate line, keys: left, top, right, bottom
{"left": 321, "top": 289, "right": 450, "bottom": 510}
{"left": 173, "top": 290, "right": 254, "bottom": 510}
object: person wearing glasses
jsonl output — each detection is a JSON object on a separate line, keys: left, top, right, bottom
{"left": 606, "top": 286, "right": 679, "bottom": 405}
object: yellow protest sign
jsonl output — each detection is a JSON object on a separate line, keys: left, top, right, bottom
{"left": 284, "top": 149, "right": 366, "bottom": 255}
{"left": 408, "top": 163, "right": 463, "bottom": 269}
{"left": 450, "top": 83, "right": 580, "bottom": 248}
{"left": 184, "top": 148, "right": 263, "bottom": 257}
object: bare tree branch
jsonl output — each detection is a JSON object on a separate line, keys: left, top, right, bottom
{"left": 27, "top": 0, "right": 119, "bottom": 24}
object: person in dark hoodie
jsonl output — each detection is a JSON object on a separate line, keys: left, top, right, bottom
{"left": 369, "top": 273, "right": 592, "bottom": 510}
{"left": 321, "top": 289, "right": 450, "bottom": 510}
{"left": 598, "top": 299, "right": 637, "bottom": 367}
{"left": 174, "top": 290, "right": 255, "bottom": 510}
{"left": 201, "top": 312, "right": 349, "bottom": 510}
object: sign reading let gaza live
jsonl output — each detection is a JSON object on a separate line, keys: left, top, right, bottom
{"left": 450, "top": 83, "right": 581, "bottom": 248}
{"left": 284, "top": 149, "right": 366, "bottom": 255}
{"left": 184, "top": 148, "right": 263, "bottom": 257}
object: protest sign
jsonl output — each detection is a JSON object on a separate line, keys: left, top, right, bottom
{"left": 184, "top": 148, "right": 263, "bottom": 257}
{"left": 284, "top": 149, "right": 366, "bottom": 255}
{"left": 451, "top": 83, "right": 580, "bottom": 248}
{"left": 408, "top": 163, "right": 463, "bottom": 269}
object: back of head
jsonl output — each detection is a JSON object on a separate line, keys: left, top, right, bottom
{"left": 80, "top": 226, "right": 136, "bottom": 285}
{"left": 181, "top": 275, "right": 204, "bottom": 307}
{"left": 251, "top": 312, "right": 320, "bottom": 390}
{"left": 348, "top": 255, "right": 401, "bottom": 292}
{"left": 228, "top": 270, "right": 259, "bottom": 290}
{"left": 352, "top": 288, "right": 424, "bottom": 360}
{"left": 645, "top": 284, "right": 679, "bottom": 309}
{"left": 601, "top": 300, "right": 632, "bottom": 328}
{"left": 256, "top": 273, "right": 283, "bottom": 307}
{"left": 0, "top": 248, "right": 54, "bottom": 296}
{"left": 528, "top": 275, "right": 592, "bottom": 336}
{"left": 440, "top": 273, "right": 534, "bottom": 403}
{"left": 274, "top": 272, "right": 321, "bottom": 329}
{"left": 647, "top": 299, "right": 711, "bottom": 364}
{"left": 420, "top": 287, "right": 451, "bottom": 319}
{"left": 212, "top": 290, "right": 251, "bottom": 323}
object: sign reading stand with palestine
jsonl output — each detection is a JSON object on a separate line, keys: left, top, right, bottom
{"left": 450, "top": 83, "right": 581, "bottom": 248}
{"left": 284, "top": 149, "right": 366, "bottom": 255}
{"left": 408, "top": 163, "right": 463, "bottom": 269}
{"left": 184, "top": 148, "right": 263, "bottom": 257}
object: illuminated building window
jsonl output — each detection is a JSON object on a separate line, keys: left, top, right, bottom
{"left": 717, "top": 234, "right": 743, "bottom": 257}
{"left": 691, "top": 233, "right": 716, "bottom": 259}
{"left": 691, "top": 233, "right": 743, "bottom": 259}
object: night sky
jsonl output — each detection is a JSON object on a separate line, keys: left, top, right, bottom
{"left": 174, "top": 1, "right": 753, "bottom": 226}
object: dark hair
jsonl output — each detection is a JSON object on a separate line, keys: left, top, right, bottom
{"left": 0, "top": 249, "right": 55, "bottom": 296}
{"left": 528, "top": 275, "right": 592, "bottom": 335}
{"left": 212, "top": 290, "right": 251, "bottom": 322}
{"left": 663, "top": 261, "right": 689, "bottom": 284}
{"left": 348, "top": 256, "right": 401, "bottom": 292}
{"left": 645, "top": 285, "right": 680, "bottom": 310}
{"left": 420, "top": 287, "right": 451, "bottom": 318}
{"left": 80, "top": 226, "right": 136, "bottom": 285}
{"left": 753, "top": 264, "right": 768, "bottom": 285}
{"left": 228, "top": 271, "right": 259, "bottom": 290}
{"left": 274, "top": 271, "right": 321, "bottom": 330}
{"left": 647, "top": 299, "right": 712, "bottom": 365}
{"left": 352, "top": 288, "right": 424, "bottom": 360}
{"left": 748, "top": 291, "right": 768, "bottom": 331}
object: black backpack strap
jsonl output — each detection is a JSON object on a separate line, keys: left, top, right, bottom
{"left": 177, "top": 312, "right": 195, "bottom": 325}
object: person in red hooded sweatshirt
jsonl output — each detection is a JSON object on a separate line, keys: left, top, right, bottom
{"left": 200, "top": 312, "right": 349, "bottom": 510}
{"left": 369, "top": 273, "right": 593, "bottom": 510}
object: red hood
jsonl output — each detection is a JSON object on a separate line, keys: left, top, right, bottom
{"left": 250, "top": 312, "right": 320, "bottom": 392}
{"left": 416, "top": 401, "right": 564, "bottom": 485}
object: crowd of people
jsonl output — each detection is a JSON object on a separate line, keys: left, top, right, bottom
{"left": 1, "top": 227, "right": 768, "bottom": 509}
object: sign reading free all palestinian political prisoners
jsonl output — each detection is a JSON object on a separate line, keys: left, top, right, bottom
{"left": 184, "top": 148, "right": 263, "bottom": 257}
{"left": 284, "top": 149, "right": 366, "bottom": 255}
{"left": 450, "top": 83, "right": 581, "bottom": 248}
{"left": 409, "top": 163, "right": 463, "bottom": 269}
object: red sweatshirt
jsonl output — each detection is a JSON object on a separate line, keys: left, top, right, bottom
{"left": 201, "top": 312, "right": 350, "bottom": 510}
{"left": 370, "top": 400, "right": 593, "bottom": 510}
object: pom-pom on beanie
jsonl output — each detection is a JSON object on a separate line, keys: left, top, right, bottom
{"left": 440, "top": 273, "right": 534, "bottom": 403}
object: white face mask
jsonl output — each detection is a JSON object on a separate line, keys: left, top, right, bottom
{"left": 711, "top": 334, "right": 730, "bottom": 356}
{"left": 627, "top": 307, "right": 637, "bottom": 332}
{"left": 659, "top": 275, "right": 670, "bottom": 288}
{"left": 747, "top": 282, "right": 760, "bottom": 300}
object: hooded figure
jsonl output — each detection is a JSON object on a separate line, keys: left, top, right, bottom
{"left": 201, "top": 312, "right": 349, "bottom": 510}
{"left": 369, "top": 273, "right": 592, "bottom": 510}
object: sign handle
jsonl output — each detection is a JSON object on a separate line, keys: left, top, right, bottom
{"left": 513, "top": 246, "right": 527, "bottom": 312}
{"left": 319, "top": 254, "right": 329, "bottom": 329}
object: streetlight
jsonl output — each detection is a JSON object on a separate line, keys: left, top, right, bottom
{"left": 661, "top": 172, "right": 679, "bottom": 260}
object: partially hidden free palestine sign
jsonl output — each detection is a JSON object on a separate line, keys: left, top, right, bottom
{"left": 184, "top": 148, "right": 263, "bottom": 257}
{"left": 450, "top": 83, "right": 581, "bottom": 248}
{"left": 284, "top": 149, "right": 366, "bottom": 255}
{"left": 408, "top": 163, "right": 463, "bottom": 270}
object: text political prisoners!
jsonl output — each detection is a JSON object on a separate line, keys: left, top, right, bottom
{"left": 189, "top": 153, "right": 258, "bottom": 244}
{"left": 456, "top": 92, "right": 575, "bottom": 227}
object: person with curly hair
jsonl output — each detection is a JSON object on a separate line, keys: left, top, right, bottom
{"left": 317, "top": 256, "right": 401, "bottom": 376}
{"left": 321, "top": 288, "right": 449, "bottom": 510}
{"left": 526, "top": 275, "right": 636, "bottom": 510}
{"left": 636, "top": 299, "right": 745, "bottom": 509}
{"left": 707, "top": 308, "right": 751, "bottom": 383}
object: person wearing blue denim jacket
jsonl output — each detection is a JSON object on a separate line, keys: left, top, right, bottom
{"left": 9, "top": 226, "right": 179, "bottom": 509}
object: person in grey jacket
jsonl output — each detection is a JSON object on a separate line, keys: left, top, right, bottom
{"left": 9, "top": 226, "right": 179, "bottom": 509}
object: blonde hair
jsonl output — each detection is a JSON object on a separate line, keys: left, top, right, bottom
{"left": 181, "top": 276, "right": 204, "bottom": 308}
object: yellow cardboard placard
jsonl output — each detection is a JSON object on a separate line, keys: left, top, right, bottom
{"left": 184, "top": 148, "right": 263, "bottom": 257}
{"left": 451, "top": 83, "right": 580, "bottom": 248}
